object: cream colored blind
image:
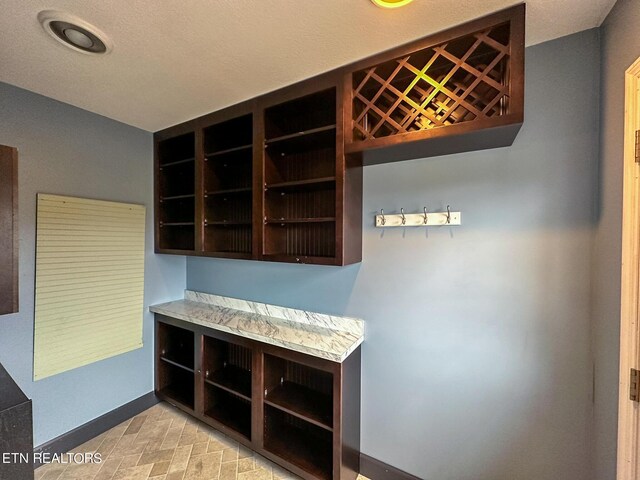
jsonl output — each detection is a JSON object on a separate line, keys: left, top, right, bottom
{"left": 34, "top": 194, "right": 146, "bottom": 380}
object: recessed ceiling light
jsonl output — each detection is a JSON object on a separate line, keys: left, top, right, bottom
{"left": 38, "top": 11, "right": 112, "bottom": 55}
{"left": 371, "top": 0, "right": 415, "bottom": 7}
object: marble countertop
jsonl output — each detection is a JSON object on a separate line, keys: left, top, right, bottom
{"left": 149, "top": 291, "right": 364, "bottom": 363}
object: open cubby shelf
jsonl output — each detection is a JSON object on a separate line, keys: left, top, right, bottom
{"left": 264, "top": 222, "right": 336, "bottom": 258}
{"left": 158, "top": 225, "right": 195, "bottom": 252}
{"left": 155, "top": 316, "right": 361, "bottom": 480}
{"left": 264, "top": 354, "right": 333, "bottom": 430}
{"left": 265, "top": 124, "right": 336, "bottom": 145}
{"left": 158, "top": 323, "right": 194, "bottom": 369}
{"left": 201, "top": 113, "right": 254, "bottom": 256}
{"left": 156, "top": 352, "right": 195, "bottom": 410}
{"left": 205, "top": 384, "right": 252, "bottom": 440}
{"left": 264, "top": 89, "right": 336, "bottom": 140}
{"left": 205, "top": 144, "right": 252, "bottom": 158}
{"left": 264, "top": 405, "right": 333, "bottom": 480}
{"left": 264, "top": 132, "right": 336, "bottom": 185}
{"left": 204, "top": 114, "right": 253, "bottom": 153}
{"left": 205, "top": 365, "right": 252, "bottom": 401}
{"left": 156, "top": 131, "right": 196, "bottom": 252}
{"left": 204, "top": 337, "right": 252, "bottom": 397}
{"left": 265, "top": 381, "right": 333, "bottom": 431}
{"left": 158, "top": 382, "right": 195, "bottom": 411}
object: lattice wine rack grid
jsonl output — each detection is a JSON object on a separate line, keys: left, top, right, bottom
{"left": 352, "top": 22, "right": 512, "bottom": 141}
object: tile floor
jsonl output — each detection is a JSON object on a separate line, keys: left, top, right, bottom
{"left": 35, "top": 402, "right": 370, "bottom": 480}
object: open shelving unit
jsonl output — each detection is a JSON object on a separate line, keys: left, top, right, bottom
{"left": 156, "top": 131, "right": 196, "bottom": 252}
{"left": 156, "top": 322, "right": 195, "bottom": 411}
{"left": 154, "top": 6, "right": 524, "bottom": 263}
{"left": 154, "top": 315, "right": 361, "bottom": 480}
{"left": 263, "top": 88, "right": 339, "bottom": 263}
{"left": 264, "top": 406, "right": 333, "bottom": 480}
{"left": 203, "top": 336, "right": 253, "bottom": 440}
{"left": 203, "top": 114, "right": 254, "bottom": 258}
{"left": 264, "top": 354, "right": 333, "bottom": 430}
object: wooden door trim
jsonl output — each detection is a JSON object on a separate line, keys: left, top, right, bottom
{"left": 617, "top": 56, "right": 640, "bottom": 480}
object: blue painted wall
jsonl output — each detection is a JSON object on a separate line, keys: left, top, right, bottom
{"left": 593, "top": 1, "right": 640, "bottom": 478}
{"left": 187, "top": 30, "right": 601, "bottom": 479}
{"left": 0, "top": 82, "right": 186, "bottom": 446}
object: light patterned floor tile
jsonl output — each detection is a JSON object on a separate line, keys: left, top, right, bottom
{"left": 35, "top": 402, "right": 372, "bottom": 480}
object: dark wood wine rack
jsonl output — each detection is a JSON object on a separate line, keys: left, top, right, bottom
{"left": 344, "top": 5, "right": 524, "bottom": 162}
{"left": 154, "top": 5, "right": 524, "bottom": 260}
{"left": 155, "top": 315, "right": 361, "bottom": 480}
{"left": 352, "top": 23, "right": 512, "bottom": 140}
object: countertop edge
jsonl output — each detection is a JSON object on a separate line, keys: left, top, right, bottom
{"left": 149, "top": 303, "right": 362, "bottom": 363}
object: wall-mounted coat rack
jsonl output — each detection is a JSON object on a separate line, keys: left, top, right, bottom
{"left": 375, "top": 206, "right": 461, "bottom": 228}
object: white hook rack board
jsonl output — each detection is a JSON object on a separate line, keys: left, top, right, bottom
{"left": 375, "top": 210, "right": 461, "bottom": 228}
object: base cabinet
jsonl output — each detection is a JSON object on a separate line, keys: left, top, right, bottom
{"left": 0, "top": 363, "right": 33, "bottom": 480}
{"left": 155, "top": 315, "right": 361, "bottom": 480}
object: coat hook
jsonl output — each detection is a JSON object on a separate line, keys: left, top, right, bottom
{"left": 401, "top": 208, "right": 406, "bottom": 225}
{"left": 446, "top": 205, "right": 451, "bottom": 224}
{"left": 380, "top": 209, "right": 385, "bottom": 226}
{"left": 423, "top": 207, "right": 428, "bottom": 224}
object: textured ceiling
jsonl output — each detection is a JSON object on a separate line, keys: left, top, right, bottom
{"left": 0, "top": 0, "right": 616, "bottom": 132}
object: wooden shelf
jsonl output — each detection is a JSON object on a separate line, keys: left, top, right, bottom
{"left": 205, "top": 220, "right": 251, "bottom": 226}
{"left": 205, "top": 187, "right": 252, "bottom": 196}
{"left": 158, "top": 384, "right": 194, "bottom": 411}
{"left": 161, "top": 194, "right": 195, "bottom": 201}
{"left": 265, "top": 177, "right": 335, "bottom": 192}
{"left": 266, "top": 217, "right": 335, "bottom": 224}
{"left": 204, "top": 386, "right": 251, "bottom": 440}
{"left": 266, "top": 381, "right": 333, "bottom": 431}
{"left": 205, "top": 144, "right": 252, "bottom": 158}
{"left": 264, "top": 406, "right": 332, "bottom": 480}
{"left": 265, "top": 124, "right": 336, "bottom": 145}
{"left": 159, "top": 157, "right": 195, "bottom": 168}
{"left": 161, "top": 222, "right": 195, "bottom": 227}
{"left": 160, "top": 356, "right": 194, "bottom": 373}
{"left": 206, "top": 365, "right": 252, "bottom": 401}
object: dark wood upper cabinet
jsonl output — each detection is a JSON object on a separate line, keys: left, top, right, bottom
{"left": 0, "top": 145, "right": 18, "bottom": 315}
{"left": 154, "top": 5, "right": 524, "bottom": 263}
{"left": 154, "top": 122, "right": 197, "bottom": 254}
{"left": 260, "top": 76, "right": 361, "bottom": 266}
{"left": 345, "top": 4, "right": 525, "bottom": 164}
{"left": 200, "top": 102, "right": 256, "bottom": 260}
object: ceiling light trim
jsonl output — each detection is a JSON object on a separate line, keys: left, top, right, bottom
{"left": 38, "top": 10, "right": 113, "bottom": 55}
{"left": 371, "top": 0, "right": 415, "bottom": 8}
